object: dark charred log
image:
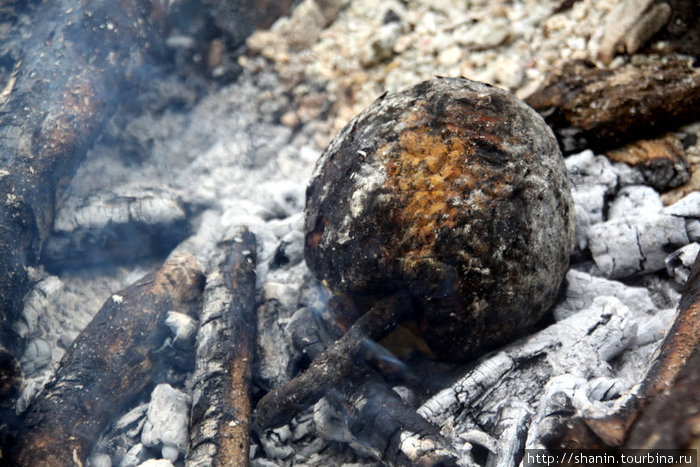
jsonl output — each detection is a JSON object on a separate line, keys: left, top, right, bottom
{"left": 8, "top": 254, "right": 204, "bottom": 466}
{"left": 187, "top": 228, "right": 257, "bottom": 467}
{"left": 0, "top": 0, "right": 168, "bottom": 400}
{"left": 525, "top": 56, "right": 700, "bottom": 154}
{"left": 605, "top": 133, "right": 690, "bottom": 192}
{"left": 331, "top": 381, "right": 459, "bottom": 466}
{"left": 255, "top": 293, "right": 412, "bottom": 430}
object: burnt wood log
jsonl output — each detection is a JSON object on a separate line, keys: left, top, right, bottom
{"left": 317, "top": 381, "right": 459, "bottom": 466}
{"left": 524, "top": 56, "right": 700, "bottom": 154}
{"left": 548, "top": 252, "right": 700, "bottom": 451}
{"left": 9, "top": 254, "right": 204, "bottom": 466}
{"left": 255, "top": 293, "right": 412, "bottom": 430}
{"left": 0, "top": 0, "right": 167, "bottom": 391}
{"left": 187, "top": 228, "right": 257, "bottom": 467}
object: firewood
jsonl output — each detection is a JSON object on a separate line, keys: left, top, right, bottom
{"left": 604, "top": 133, "right": 690, "bottom": 192}
{"left": 316, "top": 381, "right": 459, "bottom": 466}
{"left": 0, "top": 0, "right": 167, "bottom": 397}
{"left": 255, "top": 293, "right": 412, "bottom": 430}
{"left": 187, "top": 228, "right": 257, "bottom": 467}
{"left": 547, "top": 252, "right": 700, "bottom": 451}
{"left": 9, "top": 254, "right": 204, "bottom": 466}
{"left": 525, "top": 56, "right": 700, "bottom": 154}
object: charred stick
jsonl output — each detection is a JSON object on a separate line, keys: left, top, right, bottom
{"left": 525, "top": 56, "right": 700, "bottom": 154}
{"left": 9, "top": 254, "right": 204, "bottom": 466}
{"left": 255, "top": 293, "right": 412, "bottom": 430}
{"left": 187, "top": 228, "right": 257, "bottom": 467}
{"left": 346, "top": 382, "right": 458, "bottom": 466}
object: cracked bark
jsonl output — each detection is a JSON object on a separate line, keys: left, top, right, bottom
{"left": 187, "top": 228, "right": 257, "bottom": 467}
{"left": 525, "top": 56, "right": 700, "bottom": 154}
{"left": 9, "top": 254, "right": 204, "bottom": 466}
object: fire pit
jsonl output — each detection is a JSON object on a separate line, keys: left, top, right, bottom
{"left": 1, "top": 0, "right": 699, "bottom": 466}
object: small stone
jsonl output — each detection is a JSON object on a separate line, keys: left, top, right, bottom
{"left": 141, "top": 384, "right": 190, "bottom": 459}
{"left": 666, "top": 243, "right": 700, "bottom": 285}
{"left": 458, "top": 19, "right": 510, "bottom": 50}
{"left": 437, "top": 45, "right": 463, "bottom": 68}
{"left": 588, "top": 214, "right": 689, "bottom": 278}
{"left": 492, "top": 57, "right": 524, "bottom": 90}
{"left": 363, "top": 22, "right": 402, "bottom": 65}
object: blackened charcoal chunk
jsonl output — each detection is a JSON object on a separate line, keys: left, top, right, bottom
{"left": 304, "top": 77, "right": 575, "bottom": 362}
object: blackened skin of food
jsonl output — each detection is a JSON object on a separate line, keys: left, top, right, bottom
{"left": 304, "top": 77, "right": 575, "bottom": 362}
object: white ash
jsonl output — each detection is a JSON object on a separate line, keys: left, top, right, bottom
{"left": 607, "top": 185, "right": 663, "bottom": 219}
{"left": 588, "top": 214, "right": 689, "bottom": 278}
{"left": 141, "top": 384, "right": 191, "bottom": 462}
{"left": 663, "top": 191, "right": 700, "bottom": 218}
{"left": 120, "top": 444, "right": 150, "bottom": 467}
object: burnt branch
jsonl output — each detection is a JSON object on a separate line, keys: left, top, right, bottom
{"left": 9, "top": 254, "right": 204, "bottom": 466}
{"left": 525, "top": 56, "right": 700, "bottom": 154}
{"left": 255, "top": 293, "right": 412, "bottom": 430}
{"left": 187, "top": 228, "right": 257, "bottom": 467}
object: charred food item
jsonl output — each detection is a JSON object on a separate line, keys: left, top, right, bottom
{"left": 306, "top": 77, "right": 575, "bottom": 361}
{"left": 257, "top": 77, "right": 575, "bottom": 430}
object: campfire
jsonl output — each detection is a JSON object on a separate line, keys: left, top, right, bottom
{"left": 1, "top": 0, "right": 698, "bottom": 466}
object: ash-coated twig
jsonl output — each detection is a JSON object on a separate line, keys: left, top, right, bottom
{"left": 255, "top": 293, "right": 411, "bottom": 430}
{"left": 187, "top": 228, "right": 257, "bottom": 467}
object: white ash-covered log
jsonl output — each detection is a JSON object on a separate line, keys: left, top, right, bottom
{"left": 187, "top": 227, "right": 257, "bottom": 466}
{"left": 40, "top": 186, "right": 194, "bottom": 272}
{"left": 256, "top": 78, "right": 575, "bottom": 441}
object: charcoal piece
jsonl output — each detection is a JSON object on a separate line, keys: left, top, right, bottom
{"left": 587, "top": 214, "right": 689, "bottom": 278}
{"left": 305, "top": 77, "right": 575, "bottom": 362}
{"left": 187, "top": 228, "right": 257, "bottom": 467}
{"left": 525, "top": 57, "right": 700, "bottom": 154}
{"left": 605, "top": 133, "right": 690, "bottom": 191}
{"left": 255, "top": 294, "right": 411, "bottom": 430}
{"left": 9, "top": 254, "right": 204, "bottom": 466}
{"left": 41, "top": 188, "right": 192, "bottom": 272}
